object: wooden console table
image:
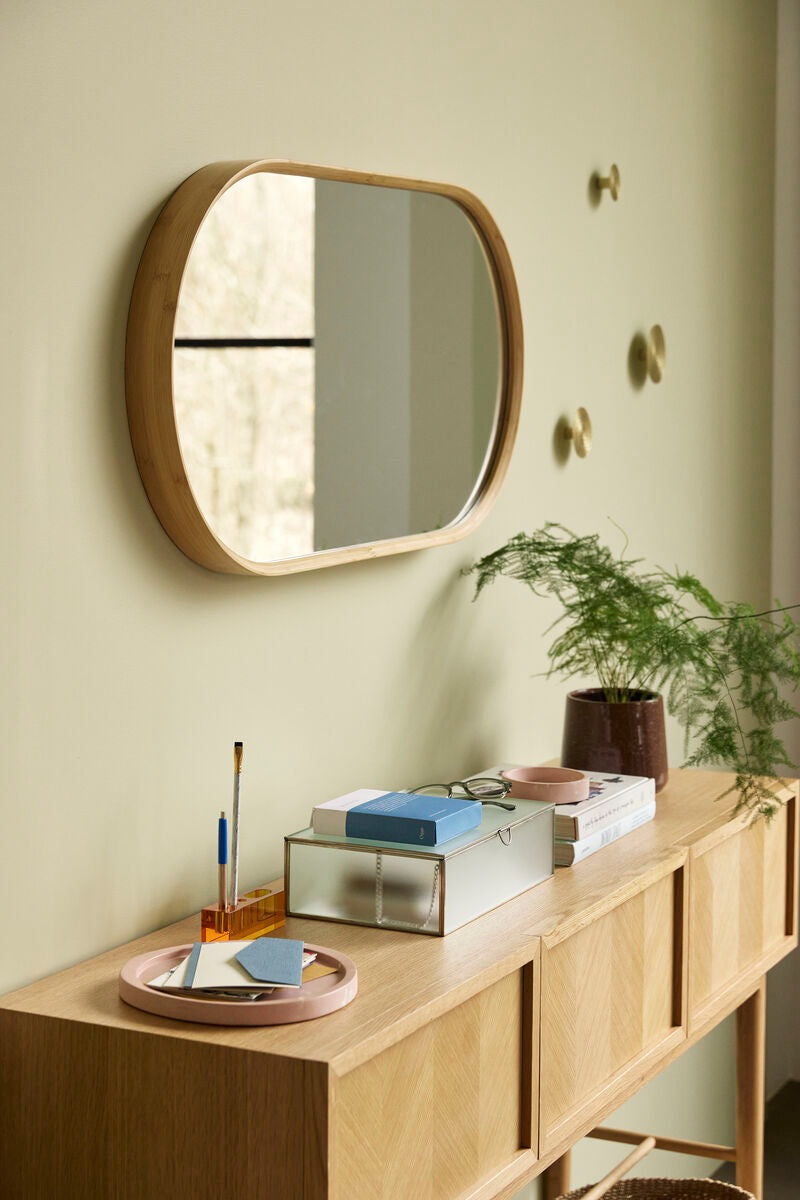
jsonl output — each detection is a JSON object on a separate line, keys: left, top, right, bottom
{"left": 1, "top": 769, "right": 797, "bottom": 1200}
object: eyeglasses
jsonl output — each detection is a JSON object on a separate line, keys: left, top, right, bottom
{"left": 408, "top": 776, "right": 516, "bottom": 812}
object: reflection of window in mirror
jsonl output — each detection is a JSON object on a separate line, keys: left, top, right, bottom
{"left": 174, "top": 174, "right": 315, "bottom": 562}
{"left": 173, "top": 173, "right": 500, "bottom": 564}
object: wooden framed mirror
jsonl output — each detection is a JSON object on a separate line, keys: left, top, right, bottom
{"left": 125, "top": 160, "right": 523, "bottom": 575}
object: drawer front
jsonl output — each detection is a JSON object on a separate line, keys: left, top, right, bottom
{"left": 539, "top": 865, "right": 685, "bottom": 1153}
{"left": 330, "top": 965, "right": 535, "bottom": 1200}
{"left": 689, "top": 798, "right": 796, "bottom": 1025}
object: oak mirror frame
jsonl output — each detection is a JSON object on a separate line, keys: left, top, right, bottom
{"left": 125, "top": 160, "right": 524, "bottom": 576}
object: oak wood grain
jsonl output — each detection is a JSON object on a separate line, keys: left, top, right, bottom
{"left": 735, "top": 978, "right": 766, "bottom": 1199}
{"left": 0, "top": 1010, "right": 327, "bottom": 1199}
{"left": 587, "top": 1125, "right": 736, "bottom": 1161}
{"left": 1, "top": 769, "right": 797, "bottom": 1200}
{"left": 501, "top": 970, "right": 782, "bottom": 1198}
{"left": 0, "top": 1013, "right": 110, "bottom": 1200}
{"left": 539, "top": 862, "right": 684, "bottom": 1152}
{"left": 2, "top": 771, "right": 794, "bottom": 1076}
{"left": 330, "top": 968, "right": 526, "bottom": 1200}
{"left": 688, "top": 794, "right": 797, "bottom": 1030}
{"left": 542, "top": 1150, "right": 571, "bottom": 1200}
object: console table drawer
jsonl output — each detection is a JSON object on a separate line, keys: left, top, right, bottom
{"left": 689, "top": 795, "right": 798, "bottom": 1027}
{"left": 539, "top": 859, "right": 686, "bottom": 1154}
{"left": 330, "top": 964, "right": 536, "bottom": 1200}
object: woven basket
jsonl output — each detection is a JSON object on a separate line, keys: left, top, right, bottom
{"left": 560, "top": 1180, "right": 754, "bottom": 1200}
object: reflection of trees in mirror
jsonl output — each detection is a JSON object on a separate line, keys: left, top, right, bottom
{"left": 174, "top": 348, "right": 314, "bottom": 560}
{"left": 174, "top": 174, "right": 315, "bottom": 561}
{"left": 175, "top": 174, "right": 315, "bottom": 339}
{"left": 467, "top": 523, "right": 800, "bottom": 822}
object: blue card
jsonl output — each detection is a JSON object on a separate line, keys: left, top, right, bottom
{"left": 234, "top": 937, "right": 305, "bottom": 987}
{"left": 183, "top": 943, "right": 203, "bottom": 987}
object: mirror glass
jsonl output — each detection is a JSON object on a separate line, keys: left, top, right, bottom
{"left": 173, "top": 172, "right": 502, "bottom": 563}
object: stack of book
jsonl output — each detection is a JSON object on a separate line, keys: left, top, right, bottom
{"left": 554, "top": 771, "right": 656, "bottom": 865}
{"left": 311, "top": 788, "right": 483, "bottom": 845}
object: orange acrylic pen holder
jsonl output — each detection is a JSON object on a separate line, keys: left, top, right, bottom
{"left": 200, "top": 878, "right": 285, "bottom": 942}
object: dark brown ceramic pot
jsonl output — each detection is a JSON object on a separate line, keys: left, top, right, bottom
{"left": 561, "top": 688, "right": 669, "bottom": 792}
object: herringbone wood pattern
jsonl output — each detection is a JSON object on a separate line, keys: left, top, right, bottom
{"left": 330, "top": 967, "right": 525, "bottom": 1200}
{"left": 540, "top": 872, "right": 677, "bottom": 1151}
{"left": 690, "top": 803, "right": 790, "bottom": 1020}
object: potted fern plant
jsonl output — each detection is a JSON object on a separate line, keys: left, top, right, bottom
{"left": 467, "top": 524, "right": 800, "bottom": 820}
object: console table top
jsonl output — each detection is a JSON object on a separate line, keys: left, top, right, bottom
{"left": 2, "top": 768, "right": 793, "bottom": 1075}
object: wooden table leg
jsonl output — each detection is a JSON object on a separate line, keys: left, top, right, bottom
{"left": 736, "top": 977, "right": 766, "bottom": 1200}
{"left": 542, "top": 1149, "right": 571, "bottom": 1200}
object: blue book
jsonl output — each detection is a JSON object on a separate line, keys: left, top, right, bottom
{"left": 311, "top": 789, "right": 482, "bottom": 846}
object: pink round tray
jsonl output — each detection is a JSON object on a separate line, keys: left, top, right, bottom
{"left": 119, "top": 942, "right": 357, "bottom": 1026}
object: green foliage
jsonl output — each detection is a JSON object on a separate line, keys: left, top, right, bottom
{"left": 467, "top": 524, "right": 800, "bottom": 821}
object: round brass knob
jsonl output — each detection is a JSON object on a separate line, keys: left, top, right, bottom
{"left": 639, "top": 324, "right": 666, "bottom": 383}
{"left": 596, "top": 164, "right": 621, "bottom": 201}
{"left": 564, "top": 407, "right": 593, "bottom": 458}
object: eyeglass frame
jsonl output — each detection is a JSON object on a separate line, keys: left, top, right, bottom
{"left": 408, "top": 776, "right": 516, "bottom": 811}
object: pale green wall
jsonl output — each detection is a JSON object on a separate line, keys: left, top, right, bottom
{"left": 0, "top": 1, "right": 776, "bottom": 1194}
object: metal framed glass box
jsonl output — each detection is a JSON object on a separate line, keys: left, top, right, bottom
{"left": 284, "top": 797, "right": 554, "bottom": 936}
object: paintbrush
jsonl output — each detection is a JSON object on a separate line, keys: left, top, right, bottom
{"left": 228, "top": 742, "right": 243, "bottom": 908}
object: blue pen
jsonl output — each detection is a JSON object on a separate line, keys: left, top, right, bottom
{"left": 218, "top": 810, "right": 228, "bottom": 910}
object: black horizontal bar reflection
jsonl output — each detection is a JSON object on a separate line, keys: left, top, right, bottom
{"left": 174, "top": 337, "right": 314, "bottom": 349}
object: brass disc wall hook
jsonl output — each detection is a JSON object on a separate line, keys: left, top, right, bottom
{"left": 639, "top": 324, "right": 666, "bottom": 382}
{"left": 563, "top": 407, "right": 593, "bottom": 457}
{"left": 596, "top": 164, "right": 621, "bottom": 201}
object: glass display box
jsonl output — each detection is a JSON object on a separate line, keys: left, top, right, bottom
{"left": 284, "top": 798, "right": 554, "bottom": 936}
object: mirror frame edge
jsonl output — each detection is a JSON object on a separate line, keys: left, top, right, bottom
{"left": 125, "top": 159, "right": 524, "bottom": 575}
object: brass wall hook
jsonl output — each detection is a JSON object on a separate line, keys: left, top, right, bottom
{"left": 596, "top": 164, "right": 621, "bottom": 201}
{"left": 564, "top": 407, "right": 592, "bottom": 458}
{"left": 639, "top": 324, "right": 666, "bottom": 382}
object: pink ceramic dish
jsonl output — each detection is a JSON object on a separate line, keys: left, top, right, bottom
{"left": 500, "top": 766, "right": 589, "bottom": 805}
{"left": 119, "top": 942, "right": 357, "bottom": 1026}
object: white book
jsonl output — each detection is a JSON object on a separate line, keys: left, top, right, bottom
{"left": 555, "top": 799, "right": 657, "bottom": 866}
{"left": 311, "top": 789, "right": 386, "bottom": 835}
{"left": 478, "top": 763, "right": 654, "bottom": 840}
{"left": 554, "top": 772, "right": 655, "bottom": 840}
